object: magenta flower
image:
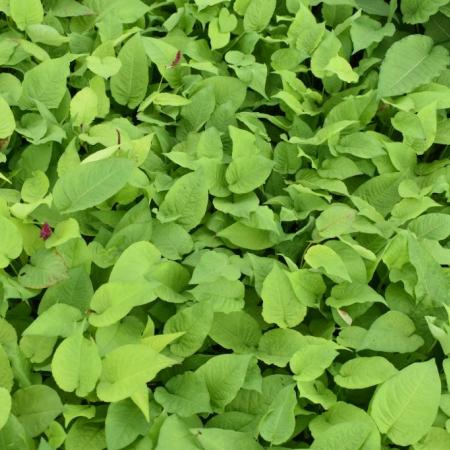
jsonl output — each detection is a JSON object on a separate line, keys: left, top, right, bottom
{"left": 40, "top": 223, "right": 52, "bottom": 240}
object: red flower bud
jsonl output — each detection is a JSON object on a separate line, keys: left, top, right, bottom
{"left": 40, "top": 223, "right": 52, "bottom": 240}
{"left": 169, "top": 50, "right": 182, "bottom": 68}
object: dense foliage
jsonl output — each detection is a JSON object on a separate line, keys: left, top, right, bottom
{"left": 1, "top": 0, "right": 450, "bottom": 449}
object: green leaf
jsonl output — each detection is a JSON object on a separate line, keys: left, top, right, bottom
{"left": 154, "top": 372, "right": 212, "bottom": 417}
{"left": 10, "top": 0, "right": 43, "bottom": 30}
{"left": 326, "top": 282, "right": 386, "bottom": 308}
{"left": 18, "top": 249, "right": 69, "bottom": 289}
{"left": 226, "top": 155, "right": 274, "bottom": 194}
{"left": 158, "top": 171, "right": 209, "bottom": 231}
{"left": 0, "top": 345, "right": 13, "bottom": 392}
{"left": 97, "top": 344, "right": 175, "bottom": 402}
{"left": 0, "top": 216, "right": 23, "bottom": 269}
{"left": 378, "top": 35, "right": 449, "bottom": 97}
{"left": 408, "top": 213, "right": 450, "bottom": 240}
{"left": 334, "top": 356, "right": 398, "bottom": 389}
{"left": 21, "top": 170, "right": 49, "bottom": 202}
{"left": 155, "top": 415, "right": 202, "bottom": 450}
{"left": 261, "top": 265, "right": 307, "bottom": 328}
{"left": 199, "top": 76, "right": 247, "bottom": 111}
{"left": 243, "top": 0, "right": 276, "bottom": 32}
{"left": 23, "top": 304, "right": 82, "bottom": 337}
{"left": 50, "top": 0, "right": 94, "bottom": 17}
{"left": 63, "top": 404, "right": 95, "bottom": 426}
{"left": 0, "top": 387, "right": 11, "bottom": 431}
{"left": 164, "top": 303, "right": 213, "bottom": 357}
{"left": 196, "top": 428, "right": 263, "bottom": 450}
{"left": 257, "top": 328, "right": 305, "bottom": 367}
{"left": 144, "top": 92, "right": 190, "bottom": 107}
{"left": 288, "top": 4, "right": 325, "bottom": 55}
{"left": 218, "top": 222, "right": 276, "bottom": 250}
{"left": 290, "top": 342, "right": 339, "bottom": 382}
{"left": 358, "top": 311, "right": 424, "bottom": 353}
{"left": 190, "top": 250, "right": 240, "bottom": 284}
{"left": 51, "top": 332, "right": 102, "bottom": 397}
{"left": 110, "top": 34, "right": 148, "bottom": 109}
{"left": 196, "top": 354, "right": 252, "bottom": 411}
{"left": 325, "top": 91, "right": 379, "bottom": 127}
{"left": 413, "top": 427, "right": 450, "bottom": 450}
{"left": 258, "top": 384, "right": 297, "bottom": 445}
{"left": 64, "top": 419, "right": 105, "bottom": 450}
{"left": 53, "top": 158, "right": 135, "bottom": 213}
{"left": 0, "top": 414, "right": 34, "bottom": 449}
{"left": 105, "top": 399, "right": 149, "bottom": 450}
{"left": 89, "top": 281, "right": 158, "bottom": 327}
{"left": 235, "top": 62, "right": 268, "bottom": 97}
{"left": 298, "top": 378, "right": 336, "bottom": 408}
{"left": 141, "top": 37, "right": 178, "bottom": 66}
{"left": 315, "top": 204, "right": 357, "bottom": 239}
{"left": 209, "top": 311, "right": 261, "bottom": 353}
{"left": 369, "top": 360, "right": 441, "bottom": 446}
{"left": 304, "top": 244, "right": 351, "bottom": 282}
{"left": 391, "top": 103, "right": 437, "bottom": 154}
{"left": 355, "top": 0, "right": 390, "bottom": 14}
{"left": 408, "top": 233, "right": 450, "bottom": 306}
{"left": 39, "top": 266, "right": 93, "bottom": 313}
{"left": 26, "top": 24, "right": 69, "bottom": 46}
{"left": 208, "top": 18, "right": 230, "bottom": 50}
{"left": 19, "top": 56, "right": 70, "bottom": 110}
{"left": 189, "top": 277, "right": 245, "bottom": 312}
{"left": 70, "top": 87, "right": 98, "bottom": 127}
{"left": 350, "top": 15, "right": 395, "bottom": 53}
{"left": 353, "top": 173, "right": 403, "bottom": 216}
{"left": 214, "top": 193, "right": 258, "bottom": 218}
{"left": 0, "top": 95, "right": 15, "bottom": 139}
{"left": 401, "top": 0, "right": 450, "bottom": 24}
{"left": 181, "top": 86, "right": 216, "bottom": 131}
{"left": 44, "top": 218, "right": 80, "bottom": 249}
{"left": 325, "top": 56, "right": 359, "bottom": 83}
{"left": 12, "top": 385, "right": 63, "bottom": 438}
{"left": 310, "top": 401, "right": 380, "bottom": 450}
{"left": 93, "top": 0, "right": 149, "bottom": 23}
{"left": 109, "top": 241, "right": 160, "bottom": 283}
{"left": 151, "top": 222, "right": 193, "bottom": 260}
{"left": 219, "top": 7, "right": 238, "bottom": 32}
{"left": 310, "top": 422, "right": 376, "bottom": 450}
{"left": 86, "top": 56, "right": 121, "bottom": 79}
{"left": 195, "top": 0, "right": 230, "bottom": 10}
{"left": 311, "top": 32, "right": 341, "bottom": 80}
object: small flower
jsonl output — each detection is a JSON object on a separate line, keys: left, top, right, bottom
{"left": 40, "top": 223, "right": 52, "bottom": 240}
{"left": 168, "top": 50, "right": 182, "bottom": 69}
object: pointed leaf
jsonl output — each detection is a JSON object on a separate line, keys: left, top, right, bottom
{"left": 53, "top": 158, "right": 135, "bottom": 213}
{"left": 369, "top": 360, "right": 441, "bottom": 446}
{"left": 378, "top": 35, "right": 449, "bottom": 97}
{"left": 0, "top": 95, "right": 15, "bottom": 139}
{"left": 110, "top": 34, "right": 148, "bottom": 109}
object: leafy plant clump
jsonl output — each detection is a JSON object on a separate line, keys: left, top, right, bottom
{"left": 1, "top": 0, "right": 450, "bottom": 448}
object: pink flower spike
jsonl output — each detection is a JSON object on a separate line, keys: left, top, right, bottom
{"left": 40, "top": 223, "right": 52, "bottom": 240}
{"left": 168, "top": 50, "right": 182, "bottom": 68}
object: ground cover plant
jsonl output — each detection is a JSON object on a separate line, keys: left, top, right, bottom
{"left": 1, "top": 0, "right": 450, "bottom": 448}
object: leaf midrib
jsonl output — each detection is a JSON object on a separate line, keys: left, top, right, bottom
{"left": 62, "top": 160, "right": 132, "bottom": 212}
{"left": 384, "top": 43, "right": 432, "bottom": 94}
